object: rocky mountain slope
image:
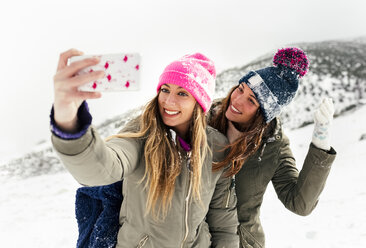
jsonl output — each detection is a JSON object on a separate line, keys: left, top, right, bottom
{"left": 215, "top": 38, "right": 366, "bottom": 129}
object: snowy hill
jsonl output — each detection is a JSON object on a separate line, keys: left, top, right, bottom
{"left": 215, "top": 37, "right": 366, "bottom": 129}
{"left": 352, "top": 35, "right": 366, "bottom": 44}
{"left": 0, "top": 107, "right": 144, "bottom": 179}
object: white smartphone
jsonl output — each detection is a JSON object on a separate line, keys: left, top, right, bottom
{"left": 68, "top": 53, "right": 141, "bottom": 92}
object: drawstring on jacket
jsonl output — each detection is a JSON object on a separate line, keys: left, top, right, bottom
{"left": 257, "top": 143, "right": 267, "bottom": 162}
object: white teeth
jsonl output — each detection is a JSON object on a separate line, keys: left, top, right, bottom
{"left": 231, "top": 105, "right": 241, "bottom": 114}
{"left": 165, "top": 109, "right": 179, "bottom": 115}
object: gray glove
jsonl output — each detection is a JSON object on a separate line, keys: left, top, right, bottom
{"left": 312, "top": 98, "right": 334, "bottom": 151}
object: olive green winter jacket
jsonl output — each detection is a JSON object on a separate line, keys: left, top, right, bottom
{"left": 208, "top": 100, "right": 336, "bottom": 248}
{"left": 51, "top": 123, "right": 239, "bottom": 248}
{"left": 234, "top": 118, "right": 336, "bottom": 248}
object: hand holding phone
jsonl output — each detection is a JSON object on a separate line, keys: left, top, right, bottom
{"left": 68, "top": 53, "right": 141, "bottom": 92}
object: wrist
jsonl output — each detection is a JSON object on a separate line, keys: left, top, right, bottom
{"left": 312, "top": 141, "right": 330, "bottom": 151}
{"left": 50, "top": 101, "right": 92, "bottom": 140}
{"left": 54, "top": 116, "right": 79, "bottom": 133}
{"left": 312, "top": 123, "right": 331, "bottom": 151}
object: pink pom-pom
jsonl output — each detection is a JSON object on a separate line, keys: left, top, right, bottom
{"left": 273, "top": 47, "right": 309, "bottom": 78}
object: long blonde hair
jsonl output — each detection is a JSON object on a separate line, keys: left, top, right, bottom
{"left": 209, "top": 85, "right": 269, "bottom": 176}
{"left": 107, "top": 93, "right": 208, "bottom": 219}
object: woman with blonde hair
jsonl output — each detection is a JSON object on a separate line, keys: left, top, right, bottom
{"left": 50, "top": 49, "right": 239, "bottom": 247}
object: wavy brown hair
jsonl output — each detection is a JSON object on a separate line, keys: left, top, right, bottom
{"left": 209, "top": 85, "right": 269, "bottom": 177}
{"left": 106, "top": 93, "right": 208, "bottom": 220}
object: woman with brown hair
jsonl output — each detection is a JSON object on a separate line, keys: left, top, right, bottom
{"left": 208, "top": 47, "right": 337, "bottom": 248}
{"left": 50, "top": 49, "right": 239, "bottom": 247}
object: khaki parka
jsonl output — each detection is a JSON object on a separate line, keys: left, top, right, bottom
{"left": 51, "top": 124, "right": 239, "bottom": 248}
{"left": 235, "top": 119, "right": 336, "bottom": 248}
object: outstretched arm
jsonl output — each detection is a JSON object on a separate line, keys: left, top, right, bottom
{"left": 51, "top": 49, "right": 141, "bottom": 186}
{"left": 273, "top": 98, "right": 336, "bottom": 215}
{"left": 53, "top": 49, "right": 103, "bottom": 132}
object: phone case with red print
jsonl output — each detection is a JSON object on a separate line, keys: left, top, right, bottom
{"left": 69, "top": 53, "right": 141, "bottom": 92}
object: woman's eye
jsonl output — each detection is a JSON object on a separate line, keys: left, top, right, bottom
{"left": 178, "top": 92, "right": 188, "bottom": 96}
{"left": 161, "top": 88, "right": 169, "bottom": 93}
{"left": 237, "top": 87, "right": 243, "bottom": 93}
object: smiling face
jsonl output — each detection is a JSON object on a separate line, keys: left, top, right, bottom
{"left": 158, "top": 84, "right": 197, "bottom": 139}
{"left": 225, "top": 83, "right": 260, "bottom": 126}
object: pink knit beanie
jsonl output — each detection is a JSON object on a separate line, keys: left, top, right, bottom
{"left": 156, "top": 53, "right": 216, "bottom": 113}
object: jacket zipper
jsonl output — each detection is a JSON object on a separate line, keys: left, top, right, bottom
{"left": 136, "top": 234, "right": 149, "bottom": 248}
{"left": 225, "top": 176, "right": 235, "bottom": 208}
{"left": 257, "top": 142, "right": 267, "bottom": 162}
{"left": 181, "top": 151, "right": 192, "bottom": 248}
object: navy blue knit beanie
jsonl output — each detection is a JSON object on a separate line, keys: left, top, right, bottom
{"left": 239, "top": 47, "right": 309, "bottom": 123}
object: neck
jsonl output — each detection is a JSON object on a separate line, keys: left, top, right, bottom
{"left": 175, "top": 129, "right": 188, "bottom": 141}
{"left": 171, "top": 122, "right": 190, "bottom": 141}
{"left": 226, "top": 121, "right": 244, "bottom": 144}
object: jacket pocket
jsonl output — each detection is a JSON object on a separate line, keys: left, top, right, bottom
{"left": 136, "top": 234, "right": 149, "bottom": 248}
{"left": 239, "top": 225, "right": 263, "bottom": 248}
{"left": 192, "top": 221, "right": 211, "bottom": 248}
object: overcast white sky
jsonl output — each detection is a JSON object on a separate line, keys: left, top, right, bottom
{"left": 1, "top": 0, "right": 365, "bottom": 161}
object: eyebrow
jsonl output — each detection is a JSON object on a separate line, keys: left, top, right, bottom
{"left": 250, "top": 94, "right": 257, "bottom": 100}
{"left": 250, "top": 95, "right": 259, "bottom": 105}
{"left": 241, "top": 84, "right": 259, "bottom": 105}
{"left": 163, "top": 84, "right": 183, "bottom": 89}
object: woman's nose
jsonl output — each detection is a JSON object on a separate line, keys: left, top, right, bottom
{"left": 232, "top": 93, "right": 243, "bottom": 106}
{"left": 165, "top": 93, "right": 176, "bottom": 106}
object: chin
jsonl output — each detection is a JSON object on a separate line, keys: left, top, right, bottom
{"left": 161, "top": 118, "right": 175, "bottom": 127}
{"left": 225, "top": 109, "right": 234, "bottom": 122}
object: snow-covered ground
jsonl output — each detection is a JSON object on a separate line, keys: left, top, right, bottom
{"left": 1, "top": 105, "right": 365, "bottom": 247}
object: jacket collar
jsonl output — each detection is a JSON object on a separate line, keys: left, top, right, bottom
{"left": 263, "top": 117, "right": 282, "bottom": 143}
{"left": 168, "top": 129, "right": 191, "bottom": 152}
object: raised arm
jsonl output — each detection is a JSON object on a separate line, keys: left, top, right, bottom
{"left": 51, "top": 49, "right": 142, "bottom": 186}
{"left": 53, "top": 48, "right": 103, "bottom": 132}
{"left": 272, "top": 98, "right": 336, "bottom": 215}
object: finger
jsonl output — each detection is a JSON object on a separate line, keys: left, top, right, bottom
{"left": 71, "top": 90, "right": 102, "bottom": 101}
{"left": 314, "top": 109, "right": 328, "bottom": 124}
{"left": 56, "top": 49, "right": 84, "bottom": 71}
{"left": 321, "top": 98, "right": 334, "bottom": 118}
{"left": 58, "top": 57, "right": 101, "bottom": 79}
{"left": 54, "top": 70, "right": 104, "bottom": 90}
{"left": 314, "top": 110, "right": 320, "bottom": 123}
{"left": 319, "top": 104, "right": 332, "bottom": 122}
{"left": 66, "top": 70, "right": 105, "bottom": 88}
